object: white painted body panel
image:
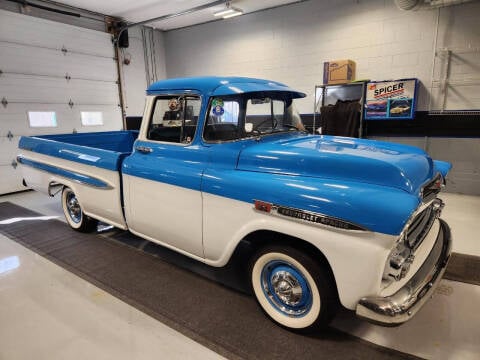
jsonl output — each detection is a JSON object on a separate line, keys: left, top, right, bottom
{"left": 18, "top": 150, "right": 127, "bottom": 229}
{"left": 123, "top": 174, "right": 204, "bottom": 257}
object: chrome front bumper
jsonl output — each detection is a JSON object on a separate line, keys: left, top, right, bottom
{"left": 356, "top": 219, "right": 452, "bottom": 326}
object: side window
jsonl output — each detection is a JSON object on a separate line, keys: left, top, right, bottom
{"left": 204, "top": 98, "right": 240, "bottom": 141}
{"left": 147, "top": 96, "right": 201, "bottom": 144}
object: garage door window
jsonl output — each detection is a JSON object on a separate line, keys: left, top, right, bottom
{"left": 81, "top": 112, "right": 103, "bottom": 126}
{"left": 27, "top": 111, "right": 57, "bottom": 128}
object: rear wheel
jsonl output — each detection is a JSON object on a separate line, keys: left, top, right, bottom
{"left": 249, "top": 245, "right": 338, "bottom": 332}
{"left": 61, "top": 187, "right": 97, "bottom": 232}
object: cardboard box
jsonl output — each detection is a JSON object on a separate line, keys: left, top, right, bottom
{"left": 323, "top": 60, "right": 356, "bottom": 84}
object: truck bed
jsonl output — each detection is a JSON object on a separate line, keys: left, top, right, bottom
{"left": 18, "top": 130, "right": 139, "bottom": 230}
{"left": 18, "top": 131, "right": 138, "bottom": 171}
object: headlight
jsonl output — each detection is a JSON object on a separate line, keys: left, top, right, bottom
{"left": 383, "top": 238, "right": 415, "bottom": 281}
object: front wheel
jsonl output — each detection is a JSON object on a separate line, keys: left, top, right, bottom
{"left": 61, "top": 187, "right": 97, "bottom": 232}
{"left": 249, "top": 246, "right": 338, "bottom": 332}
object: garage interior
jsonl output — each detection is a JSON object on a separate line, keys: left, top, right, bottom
{"left": 0, "top": 0, "right": 479, "bottom": 359}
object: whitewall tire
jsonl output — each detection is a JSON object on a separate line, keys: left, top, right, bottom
{"left": 61, "top": 187, "right": 97, "bottom": 232}
{"left": 250, "top": 246, "right": 337, "bottom": 332}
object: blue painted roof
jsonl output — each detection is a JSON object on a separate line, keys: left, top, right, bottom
{"left": 147, "top": 76, "right": 306, "bottom": 98}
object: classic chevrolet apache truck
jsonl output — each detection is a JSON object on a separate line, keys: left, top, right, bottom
{"left": 18, "top": 76, "right": 452, "bottom": 332}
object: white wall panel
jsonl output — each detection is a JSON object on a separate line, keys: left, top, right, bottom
{"left": 0, "top": 9, "right": 122, "bottom": 194}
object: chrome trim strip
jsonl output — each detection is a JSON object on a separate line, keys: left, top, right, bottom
{"left": 356, "top": 219, "right": 452, "bottom": 326}
{"left": 254, "top": 201, "right": 369, "bottom": 232}
{"left": 17, "top": 156, "right": 114, "bottom": 190}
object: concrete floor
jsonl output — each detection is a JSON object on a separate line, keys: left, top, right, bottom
{"left": 0, "top": 190, "right": 479, "bottom": 359}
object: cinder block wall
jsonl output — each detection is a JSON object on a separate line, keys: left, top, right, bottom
{"left": 161, "top": 0, "right": 480, "bottom": 195}
{"left": 164, "top": 0, "right": 479, "bottom": 113}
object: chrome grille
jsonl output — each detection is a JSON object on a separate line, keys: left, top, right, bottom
{"left": 406, "top": 204, "right": 437, "bottom": 251}
{"left": 422, "top": 174, "right": 443, "bottom": 202}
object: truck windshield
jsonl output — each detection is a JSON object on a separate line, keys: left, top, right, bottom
{"left": 204, "top": 94, "right": 305, "bottom": 142}
{"left": 245, "top": 97, "right": 305, "bottom": 134}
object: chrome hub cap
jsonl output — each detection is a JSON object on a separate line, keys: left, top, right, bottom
{"left": 66, "top": 192, "right": 82, "bottom": 223}
{"left": 271, "top": 271, "right": 303, "bottom": 306}
{"left": 261, "top": 260, "right": 312, "bottom": 317}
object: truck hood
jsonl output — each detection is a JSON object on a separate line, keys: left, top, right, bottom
{"left": 237, "top": 135, "right": 436, "bottom": 194}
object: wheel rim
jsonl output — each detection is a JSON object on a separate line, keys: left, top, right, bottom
{"left": 65, "top": 191, "right": 82, "bottom": 224}
{"left": 260, "top": 260, "right": 312, "bottom": 317}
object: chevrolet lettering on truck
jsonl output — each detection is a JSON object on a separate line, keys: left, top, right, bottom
{"left": 17, "top": 77, "right": 452, "bottom": 332}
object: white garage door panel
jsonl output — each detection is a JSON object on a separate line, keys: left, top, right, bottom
{"left": 0, "top": 136, "right": 20, "bottom": 164}
{"left": 0, "top": 76, "right": 119, "bottom": 105}
{"left": 0, "top": 42, "right": 117, "bottom": 82}
{"left": 0, "top": 136, "right": 23, "bottom": 195}
{"left": 0, "top": 9, "right": 122, "bottom": 194}
{"left": 0, "top": 105, "right": 122, "bottom": 136}
{"left": 0, "top": 10, "right": 114, "bottom": 58}
{"left": 0, "top": 164, "right": 24, "bottom": 194}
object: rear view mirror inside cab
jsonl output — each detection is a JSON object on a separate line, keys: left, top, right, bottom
{"left": 250, "top": 98, "right": 271, "bottom": 104}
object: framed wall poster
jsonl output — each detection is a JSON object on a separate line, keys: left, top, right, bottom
{"left": 364, "top": 78, "right": 418, "bottom": 120}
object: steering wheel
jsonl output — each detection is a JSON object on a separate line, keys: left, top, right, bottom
{"left": 252, "top": 118, "right": 278, "bottom": 134}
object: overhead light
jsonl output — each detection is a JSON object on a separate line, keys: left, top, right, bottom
{"left": 213, "top": 2, "right": 243, "bottom": 19}
{"left": 222, "top": 9, "right": 243, "bottom": 18}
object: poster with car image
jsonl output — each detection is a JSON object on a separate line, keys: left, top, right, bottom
{"left": 364, "top": 79, "right": 418, "bottom": 120}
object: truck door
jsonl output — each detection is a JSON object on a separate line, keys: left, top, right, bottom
{"left": 122, "top": 95, "right": 207, "bottom": 258}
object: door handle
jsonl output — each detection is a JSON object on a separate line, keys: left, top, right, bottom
{"left": 135, "top": 146, "right": 153, "bottom": 154}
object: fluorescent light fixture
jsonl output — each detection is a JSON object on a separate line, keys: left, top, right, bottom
{"left": 213, "top": 2, "right": 243, "bottom": 19}
{"left": 222, "top": 9, "right": 243, "bottom": 18}
{"left": 214, "top": 8, "right": 235, "bottom": 17}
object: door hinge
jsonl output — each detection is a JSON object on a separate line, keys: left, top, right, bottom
{"left": 1, "top": 97, "right": 7, "bottom": 108}
{"left": 7, "top": 130, "right": 13, "bottom": 140}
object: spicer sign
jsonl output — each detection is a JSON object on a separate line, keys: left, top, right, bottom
{"left": 365, "top": 78, "right": 418, "bottom": 120}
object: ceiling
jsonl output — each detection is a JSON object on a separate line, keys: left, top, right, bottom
{"left": 53, "top": 0, "right": 304, "bottom": 30}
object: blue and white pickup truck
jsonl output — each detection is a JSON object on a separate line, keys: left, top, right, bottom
{"left": 18, "top": 76, "right": 452, "bottom": 332}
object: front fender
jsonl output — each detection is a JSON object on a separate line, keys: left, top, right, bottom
{"left": 202, "top": 169, "right": 420, "bottom": 236}
{"left": 202, "top": 192, "right": 396, "bottom": 309}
